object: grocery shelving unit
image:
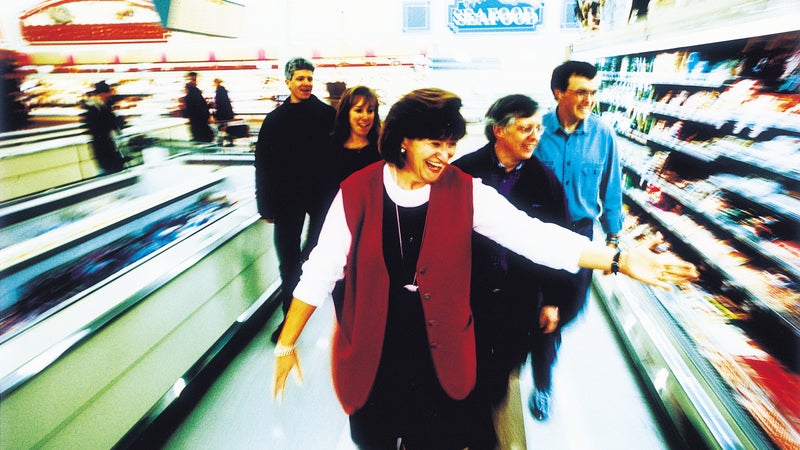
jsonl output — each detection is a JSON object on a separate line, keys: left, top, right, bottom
{"left": 571, "top": 1, "right": 799, "bottom": 448}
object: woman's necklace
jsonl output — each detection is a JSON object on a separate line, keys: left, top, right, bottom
{"left": 395, "top": 203, "right": 419, "bottom": 292}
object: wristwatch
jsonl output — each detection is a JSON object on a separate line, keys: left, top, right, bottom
{"left": 611, "top": 249, "right": 622, "bottom": 275}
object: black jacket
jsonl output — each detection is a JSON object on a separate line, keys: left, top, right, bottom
{"left": 452, "top": 143, "right": 582, "bottom": 325}
{"left": 213, "top": 85, "right": 234, "bottom": 121}
{"left": 183, "top": 85, "right": 210, "bottom": 123}
{"left": 254, "top": 95, "right": 335, "bottom": 218}
{"left": 82, "top": 98, "right": 125, "bottom": 173}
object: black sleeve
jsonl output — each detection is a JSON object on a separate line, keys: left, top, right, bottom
{"left": 254, "top": 113, "right": 278, "bottom": 218}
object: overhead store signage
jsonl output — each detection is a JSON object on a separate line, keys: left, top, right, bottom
{"left": 19, "top": 0, "right": 169, "bottom": 44}
{"left": 448, "top": 0, "right": 543, "bottom": 33}
{"left": 153, "top": 0, "right": 244, "bottom": 38}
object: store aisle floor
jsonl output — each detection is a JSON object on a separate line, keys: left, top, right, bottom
{"left": 518, "top": 286, "right": 670, "bottom": 450}
{"left": 160, "top": 287, "right": 671, "bottom": 450}
{"left": 160, "top": 297, "right": 349, "bottom": 450}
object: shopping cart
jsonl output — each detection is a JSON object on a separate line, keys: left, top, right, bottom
{"left": 215, "top": 119, "right": 250, "bottom": 147}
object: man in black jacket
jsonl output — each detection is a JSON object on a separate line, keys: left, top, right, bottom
{"left": 183, "top": 72, "right": 214, "bottom": 143}
{"left": 254, "top": 57, "right": 335, "bottom": 342}
{"left": 453, "top": 95, "right": 578, "bottom": 443}
{"left": 82, "top": 81, "right": 126, "bottom": 174}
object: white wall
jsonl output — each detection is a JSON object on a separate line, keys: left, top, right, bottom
{"left": 2, "top": 1, "right": 576, "bottom": 63}
{"left": 2, "top": 1, "right": 580, "bottom": 111}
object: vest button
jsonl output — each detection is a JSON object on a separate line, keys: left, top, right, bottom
{"left": 420, "top": 267, "right": 427, "bottom": 274}
{"left": 423, "top": 293, "right": 431, "bottom": 300}
{"left": 430, "top": 343, "right": 439, "bottom": 349}
{"left": 427, "top": 320, "right": 436, "bottom": 327}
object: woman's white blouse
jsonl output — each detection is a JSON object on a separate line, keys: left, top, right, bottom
{"left": 293, "top": 164, "right": 589, "bottom": 307}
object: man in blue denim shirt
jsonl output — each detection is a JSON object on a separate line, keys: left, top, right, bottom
{"left": 532, "top": 60, "right": 623, "bottom": 419}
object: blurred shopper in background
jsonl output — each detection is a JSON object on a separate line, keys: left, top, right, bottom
{"left": 81, "top": 80, "right": 126, "bottom": 174}
{"left": 212, "top": 77, "right": 235, "bottom": 146}
{"left": 182, "top": 71, "right": 214, "bottom": 143}
{"left": 254, "top": 57, "right": 336, "bottom": 344}
{"left": 0, "top": 56, "right": 30, "bottom": 132}
{"left": 532, "top": 60, "right": 624, "bottom": 420}
{"left": 271, "top": 88, "right": 698, "bottom": 450}
{"left": 212, "top": 77, "right": 234, "bottom": 122}
{"left": 453, "top": 94, "right": 577, "bottom": 445}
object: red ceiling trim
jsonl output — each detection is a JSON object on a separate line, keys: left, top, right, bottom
{"left": 20, "top": 0, "right": 156, "bottom": 21}
{"left": 22, "top": 23, "right": 169, "bottom": 44}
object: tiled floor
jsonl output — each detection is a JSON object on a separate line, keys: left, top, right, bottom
{"left": 161, "top": 290, "right": 671, "bottom": 450}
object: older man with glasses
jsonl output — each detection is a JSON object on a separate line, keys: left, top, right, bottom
{"left": 453, "top": 94, "right": 578, "bottom": 447}
{"left": 531, "top": 60, "right": 624, "bottom": 421}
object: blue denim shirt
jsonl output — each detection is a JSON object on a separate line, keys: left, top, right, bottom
{"left": 534, "top": 110, "right": 623, "bottom": 236}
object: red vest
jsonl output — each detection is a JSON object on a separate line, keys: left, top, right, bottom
{"left": 333, "top": 162, "right": 475, "bottom": 414}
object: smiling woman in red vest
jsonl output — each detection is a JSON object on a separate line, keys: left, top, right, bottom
{"left": 272, "top": 88, "right": 698, "bottom": 450}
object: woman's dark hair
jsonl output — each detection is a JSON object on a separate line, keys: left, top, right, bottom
{"left": 483, "top": 94, "right": 539, "bottom": 142}
{"left": 550, "top": 60, "right": 598, "bottom": 93}
{"left": 331, "top": 86, "right": 381, "bottom": 146}
{"left": 379, "top": 88, "right": 466, "bottom": 168}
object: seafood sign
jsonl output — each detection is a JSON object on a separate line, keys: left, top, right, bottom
{"left": 448, "top": 0, "right": 543, "bottom": 33}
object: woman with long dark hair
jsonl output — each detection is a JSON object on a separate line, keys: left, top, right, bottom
{"left": 326, "top": 85, "right": 382, "bottom": 201}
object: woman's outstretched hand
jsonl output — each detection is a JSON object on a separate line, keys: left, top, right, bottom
{"left": 272, "top": 350, "right": 303, "bottom": 403}
{"left": 621, "top": 238, "right": 699, "bottom": 290}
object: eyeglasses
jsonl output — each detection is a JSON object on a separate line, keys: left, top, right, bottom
{"left": 565, "top": 89, "right": 598, "bottom": 100}
{"left": 511, "top": 123, "right": 544, "bottom": 136}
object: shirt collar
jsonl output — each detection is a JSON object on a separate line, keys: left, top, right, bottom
{"left": 491, "top": 144, "right": 525, "bottom": 173}
{"left": 383, "top": 163, "right": 430, "bottom": 207}
{"left": 545, "top": 108, "right": 587, "bottom": 136}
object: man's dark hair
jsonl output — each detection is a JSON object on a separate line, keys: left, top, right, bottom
{"left": 284, "top": 57, "right": 315, "bottom": 80}
{"left": 550, "top": 60, "right": 598, "bottom": 94}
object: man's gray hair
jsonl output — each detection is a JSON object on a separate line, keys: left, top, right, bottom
{"left": 284, "top": 57, "right": 315, "bottom": 80}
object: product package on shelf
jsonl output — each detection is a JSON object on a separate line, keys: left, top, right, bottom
{"left": 585, "top": 26, "right": 799, "bottom": 449}
{"left": 618, "top": 208, "right": 800, "bottom": 448}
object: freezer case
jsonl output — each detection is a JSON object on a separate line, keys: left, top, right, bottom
{"left": 0, "top": 153, "right": 280, "bottom": 449}
{"left": 593, "top": 209, "right": 799, "bottom": 450}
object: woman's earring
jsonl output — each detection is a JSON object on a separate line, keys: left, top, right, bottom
{"left": 400, "top": 147, "right": 407, "bottom": 154}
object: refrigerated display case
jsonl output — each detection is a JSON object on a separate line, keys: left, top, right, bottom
{"left": 0, "top": 118, "right": 192, "bottom": 201}
{"left": 571, "top": 1, "right": 799, "bottom": 448}
{"left": 16, "top": 56, "right": 430, "bottom": 121}
{"left": 0, "top": 151, "right": 280, "bottom": 449}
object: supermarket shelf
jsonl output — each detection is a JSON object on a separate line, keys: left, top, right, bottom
{"left": 0, "top": 158, "right": 280, "bottom": 450}
{"left": 593, "top": 273, "right": 773, "bottom": 449}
